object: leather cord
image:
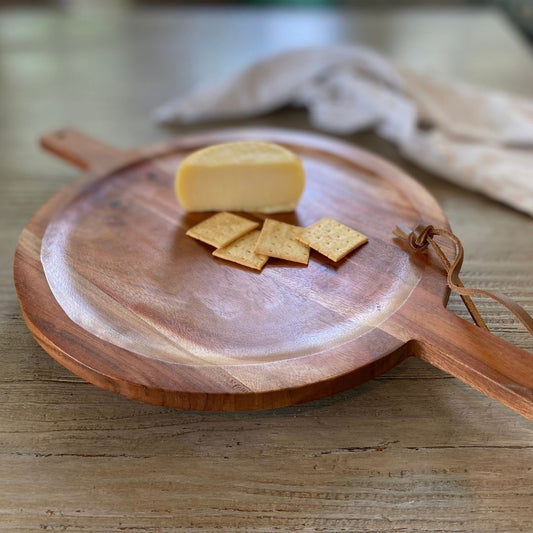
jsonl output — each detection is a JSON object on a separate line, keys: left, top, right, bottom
{"left": 394, "top": 224, "right": 533, "bottom": 336}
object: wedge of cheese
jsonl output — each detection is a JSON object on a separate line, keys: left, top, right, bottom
{"left": 176, "top": 141, "right": 305, "bottom": 213}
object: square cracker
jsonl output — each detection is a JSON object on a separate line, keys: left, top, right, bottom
{"left": 213, "top": 230, "right": 268, "bottom": 270}
{"left": 186, "top": 212, "right": 259, "bottom": 248}
{"left": 254, "top": 218, "right": 310, "bottom": 264}
{"left": 297, "top": 217, "right": 368, "bottom": 262}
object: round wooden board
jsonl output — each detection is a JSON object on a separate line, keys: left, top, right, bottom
{"left": 14, "top": 128, "right": 533, "bottom": 416}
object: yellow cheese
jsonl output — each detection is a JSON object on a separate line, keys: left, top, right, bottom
{"left": 175, "top": 141, "right": 305, "bottom": 213}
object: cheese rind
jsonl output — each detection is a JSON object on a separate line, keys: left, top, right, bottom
{"left": 176, "top": 141, "right": 305, "bottom": 213}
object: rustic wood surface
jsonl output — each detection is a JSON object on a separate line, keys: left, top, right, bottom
{"left": 1, "top": 4, "right": 533, "bottom": 532}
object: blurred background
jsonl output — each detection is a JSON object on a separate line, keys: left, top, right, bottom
{"left": 0, "top": 0, "right": 531, "bottom": 43}
{"left": 1, "top": 0, "right": 532, "bottom": 156}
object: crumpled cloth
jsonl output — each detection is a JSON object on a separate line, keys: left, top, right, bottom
{"left": 153, "top": 45, "right": 533, "bottom": 217}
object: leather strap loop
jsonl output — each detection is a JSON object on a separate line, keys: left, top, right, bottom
{"left": 394, "top": 225, "right": 533, "bottom": 336}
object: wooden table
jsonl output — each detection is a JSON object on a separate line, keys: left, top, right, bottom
{"left": 1, "top": 4, "right": 532, "bottom": 532}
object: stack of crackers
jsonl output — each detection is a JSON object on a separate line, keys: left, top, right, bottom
{"left": 186, "top": 212, "right": 368, "bottom": 271}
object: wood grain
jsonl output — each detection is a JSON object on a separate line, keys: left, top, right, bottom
{"left": 14, "top": 127, "right": 533, "bottom": 417}
{"left": 2, "top": 6, "right": 533, "bottom": 533}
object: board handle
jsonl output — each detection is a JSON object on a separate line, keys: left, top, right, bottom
{"left": 40, "top": 128, "right": 132, "bottom": 172}
{"left": 416, "top": 306, "right": 533, "bottom": 420}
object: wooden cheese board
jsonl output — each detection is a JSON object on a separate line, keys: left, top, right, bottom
{"left": 14, "top": 128, "right": 533, "bottom": 418}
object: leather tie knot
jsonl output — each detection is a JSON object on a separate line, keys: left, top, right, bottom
{"left": 407, "top": 224, "right": 434, "bottom": 252}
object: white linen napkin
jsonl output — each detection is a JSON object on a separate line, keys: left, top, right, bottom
{"left": 153, "top": 45, "right": 533, "bottom": 217}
